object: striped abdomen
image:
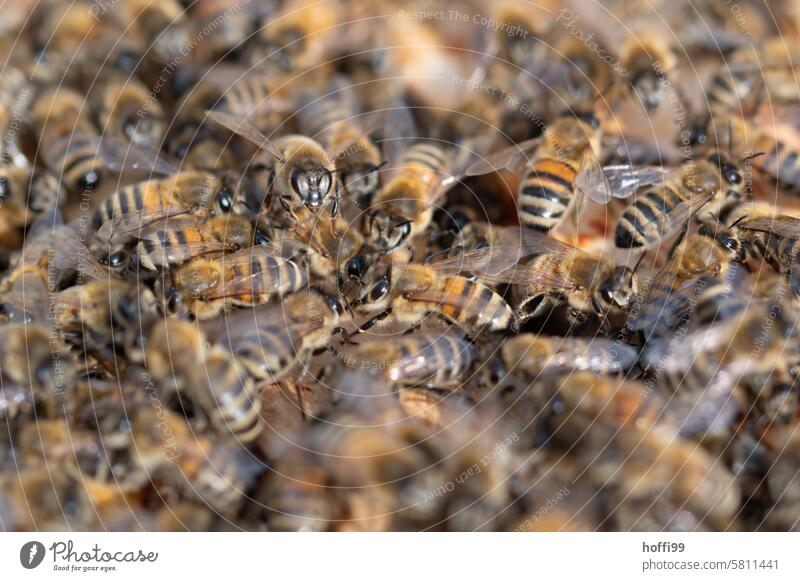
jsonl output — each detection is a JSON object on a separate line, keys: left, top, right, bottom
{"left": 436, "top": 276, "right": 513, "bottom": 333}
{"left": 42, "top": 121, "right": 103, "bottom": 191}
{"left": 753, "top": 134, "right": 800, "bottom": 195}
{"left": 94, "top": 182, "right": 168, "bottom": 229}
{"left": 221, "top": 75, "right": 271, "bottom": 115}
{"left": 203, "top": 352, "right": 262, "bottom": 443}
{"left": 707, "top": 68, "right": 761, "bottom": 117}
{"left": 233, "top": 325, "right": 303, "bottom": 381}
{"left": 389, "top": 333, "right": 477, "bottom": 387}
{"left": 136, "top": 225, "right": 212, "bottom": 270}
{"left": 223, "top": 255, "right": 308, "bottom": 306}
{"left": 615, "top": 184, "right": 685, "bottom": 248}
{"left": 518, "top": 157, "right": 577, "bottom": 232}
{"left": 401, "top": 142, "right": 447, "bottom": 184}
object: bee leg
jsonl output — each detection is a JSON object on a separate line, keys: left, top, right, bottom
{"left": 341, "top": 309, "right": 393, "bottom": 343}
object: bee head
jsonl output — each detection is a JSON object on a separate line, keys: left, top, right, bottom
{"left": 291, "top": 167, "right": 332, "bottom": 210}
{"left": 593, "top": 265, "right": 638, "bottom": 315}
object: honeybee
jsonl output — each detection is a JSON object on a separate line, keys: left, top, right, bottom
{"left": 613, "top": 151, "right": 751, "bottom": 249}
{"left": 0, "top": 468, "right": 129, "bottom": 531}
{"left": 189, "top": 345, "right": 263, "bottom": 444}
{"left": 130, "top": 406, "right": 262, "bottom": 516}
{"left": 208, "top": 110, "right": 338, "bottom": 217}
{"left": 93, "top": 171, "right": 248, "bottom": 241}
{"left": 298, "top": 77, "right": 382, "bottom": 204}
{"left": 366, "top": 105, "right": 492, "bottom": 253}
{"left": 116, "top": 0, "right": 190, "bottom": 64}
{"left": 466, "top": 109, "right": 613, "bottom": 234}
{"left": 170, "top": 240, "right": 308, "bottom": 319}
{"left": 629, "top": 221, "right": 743, "bottom": 340}
{"left": 133, "top": 214, "right": 259, "bottom": 271}
{"left": 93, "top": 74, "right": 165, "bottom": 150}
{"left": 336, "top": 330, "right": 477, "bottom": 390}
{"left": 431, "top": 226, "right": 639, "bottom": 327}
{"left": 31, "top": 86, "right": 104, "bottom": 191}
{"left": 201, "top": 290, "right": 343, "bottom": 382}
{"left": 619, "top": 34, "right": 676, "bottom": 111}
{"left": 498, "top": 334, "right": 639, "bottom": 378}
{"left": 0, "top": 164, "right": 65, "bottom": 215}
{"left": 137, "top": 318, "right": 205, "bottom": 393}
{"left": 353, "top": 260, "right": 514, "bottom": 337}
{"left": 249, "top": 0, "right": 338, "bottom": 72}
{"left": 0, "top": 324, "right": 72, "bottom": 402}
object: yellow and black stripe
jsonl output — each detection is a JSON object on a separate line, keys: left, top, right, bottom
{"left": 518, "top": 158, "right": 577, "bottom": 232}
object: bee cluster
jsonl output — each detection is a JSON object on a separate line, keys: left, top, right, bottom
{"left": 1, "top": 0, "right": 800, "bottom": 531}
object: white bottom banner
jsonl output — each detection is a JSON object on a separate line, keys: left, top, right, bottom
{"left": 0, "top": 533, "right": 798, "bottom": 580}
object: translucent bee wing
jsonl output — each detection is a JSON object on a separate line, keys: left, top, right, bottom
{"left": 542, "top": 339, "right": 639, "bottom": 374}
{"left": 598, "top": 165, "right": 674, "bottom": 200}
{"left": 381, "top": 101, "right": 418, "bottom": 176}
{"left": 206, "top": 110, "right": 285, "bottom": 162}
{"left": 465, "top": 137, "right": 541, "bottom": 176}
{"left": 98, "top": 136, "right": 181, "bottom": 176}
{"left": 52, "top": 239, "right": 111, "bottom": 282}
{"left": 575, "top": 150, "right": 613, "bottom": 204}
{"left": 96, "top": 207, "right": 191, "bottom": 242}
{"left": 739, "top": 215, "right": 800, "bottom": 238}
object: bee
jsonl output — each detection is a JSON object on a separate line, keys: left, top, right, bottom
{"left": 0, "top": 324, "right": 72, "bottom": 405}
{"left": 31, "top": 86, "right": 104, "bottom": 191}
{"left": 170, "top": 240, "right": 308, "bottom": 319}
{"left": 466, "top": 109, "right": 611, "bottom": 235}
{"left": 208, "top": 110, "right": 337, "bottom": 217}
{"left": 133, "top": 214, "right": 259, "bottom": 271}
{"left": 366, "top": 105, "right": 493, "bottom": 253}
{"left": 138, "top": 318, "right": 206, "bottom": 393}
{"left": 630, "top": 221, "right": 743, "bottom": 340}
{"left": 336, "top": 330, "right": 477, "bottom": 390}
{"left": 189, "top": 345, "right": 263, "bottom": 444}
{"left": 119, "top": 0, "right": 190, "bottom": 64}
{"left": 93, "top": 171, "right": 248, "bottom": 241}
{"left": 130, "top": 406, "right": 262, "bottom": 516}
{"left": 432, "top": 226, "right": 639, "bottom": 327}
{"left": 250, "top": 0, "right": 338, "bottom": 72}
{"left": 201, "top": 290, "right": 343, "bottom": 382}
{"left": 619, "top": 34, "right": 676, "bottom": 111}
{"left": 258, "top": 437, "right": 333, "bottom": 531}
{"left": 266, "top": 207, "right": 380, "bottom": 304}
{"left": 353, "top": 260, "right": 514, "bottom": 337}
{"left": 298, "top": 77, "right": 382, "bottom": 204}
{"left": 497, "top": 334, "right": 639, "bottom": 379}
{"left": 0, "top": 164, "right": 65, "bottom": 215}
{"left": 613, "top": 151, "right": 751, "bottom": 249}
{"left": 0, "top": 468, "right": 129, "bottom": 531}
{"left": 93, "top": 74, "right": 165, "bottom": 150}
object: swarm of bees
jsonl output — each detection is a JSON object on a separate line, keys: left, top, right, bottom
{"left": 2, "top": 0, "right": 800, "bottom": 532}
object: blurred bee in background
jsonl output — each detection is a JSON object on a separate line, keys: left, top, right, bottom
{"left": 334, "top": 329, "right": 477, "bottom": 391}
{"left": 92, "top": 74, "right": 165, "bottom": 150}
{"left": 31, "top": 87, "right": 105, "bottom": 192}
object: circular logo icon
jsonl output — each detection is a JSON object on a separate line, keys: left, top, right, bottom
{"left": 20, "top": 541, "right": 45, "bottom": 569}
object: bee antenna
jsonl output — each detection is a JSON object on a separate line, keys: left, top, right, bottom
{"left": 728, "top": 120, "right": 733, "bottom": 157}
{"left": 632, "top": 252, "right": 646, "bottom": 274}
{"left": 741, "top": 151, "right": 766, "bottom": 163}
{"left": 729, "top": 215, "right": 748, "bottom": 228}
